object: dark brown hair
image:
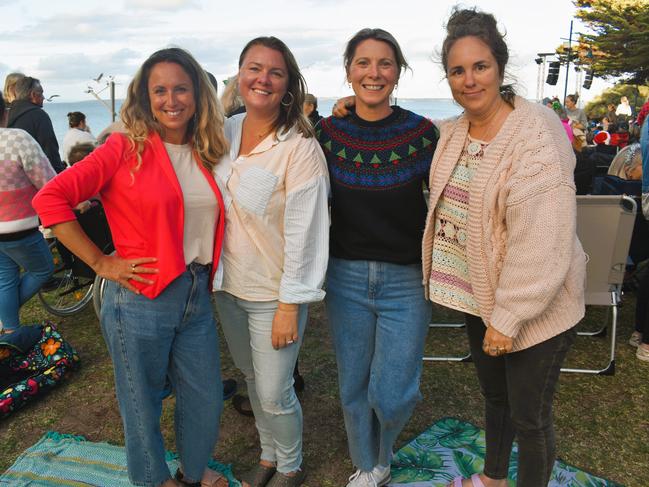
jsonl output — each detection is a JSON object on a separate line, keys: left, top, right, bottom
{"left": 238, "top": 36, "right": 313, "bottom": 138}
{"left": 441, "top": 7, "right": 515, "bottom": 105}
{"left": 67, "top": 111, "right": 86, "bottom": 128}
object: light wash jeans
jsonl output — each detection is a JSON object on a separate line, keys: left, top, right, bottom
{"left": 0, "top": 229, "right": 54, "bottom": 331}
{"left": 101, "top": 263, "right": 222, "bottom": 487}
{"left": 213, "top": 291, "right": 307, "bottom": 473}
{"left": 325, "top": 257, "right": 431, "bottom": 471}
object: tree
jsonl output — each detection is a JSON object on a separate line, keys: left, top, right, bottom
{"left": 575, "top": 0, "right": 649, "bottom": 83}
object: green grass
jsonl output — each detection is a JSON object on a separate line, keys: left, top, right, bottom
{"left": 1, "top": 292, "right": 647, "bottom": 486}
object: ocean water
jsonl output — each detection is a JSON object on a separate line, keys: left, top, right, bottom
{"left": 43, "top": 97, "right": 462, "bottom": 157}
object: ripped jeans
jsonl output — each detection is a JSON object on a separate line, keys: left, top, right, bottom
{"left": 213, "top": 291, "right": 307, "bottom": 473}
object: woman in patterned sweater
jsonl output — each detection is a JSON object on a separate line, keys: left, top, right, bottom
{"left": 0, "top": 92, "right": 55, "bottom": 334}
{"left": 317, "top": 28, "right": 438, "bottom": 487}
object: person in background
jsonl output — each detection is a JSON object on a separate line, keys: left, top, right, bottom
{"left": 605, "top": 102, "right": 618, "bottom": 125}
{"left": 62, "top": 111, "right": 96, "bottom": 163}
{"left": 422, "top": 8, "right": 585, "bottom": 486}
{"left": 33, "top": 47, "right": 230, "bottom": 487}
{"left": 3, "top": 72, "right": 25, "bottom": 113}
{"left": 323, "top": 28, "right": 438, "bottom": 487}
{"left": 7, "top": 76, "right": 66, "bottom": 173}
{"left": 552, "top": 102, "right": 574, "bottom": 143}
{"left": 302, "top": 94, "right": 322, "bottom": 127}
{"left": 635, "top": 101, "right": 649, "bottom": 361}
{"left": 212, "top": 37, "right": 329, "bottom": 487}
{"left": 0, "top": 91, "right": 55, "bottom": 335}
{"left": 616, "top": 95, "right": 633, "bottom": 120}
{"left": 67, "top": 142, "right": 96, "bottom": 166}
{"left": 220, "top": 74, "right": 246, "bottom": 118}
{"left": 565, "top": 93, "right": 587, "bottom": 129}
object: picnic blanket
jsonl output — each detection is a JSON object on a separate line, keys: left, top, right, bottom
{"left": 0, "top": 323, "right": 79, "bottom": 419}
{"left": 389, "top": 417, "right": 623, "bottom": 486}
{"left": 0, "top": 431, "right": 241, "bottom": 486}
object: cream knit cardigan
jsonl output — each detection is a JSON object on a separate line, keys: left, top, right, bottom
{"left": 422, "top": 96, "right": 587, "bottom": 352}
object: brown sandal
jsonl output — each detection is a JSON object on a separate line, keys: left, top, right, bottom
{"left": 175, "top": 469, "right": 229, "bottom": 487}
{"left": 241, "top": 463, "right": 276, "bottom": 487}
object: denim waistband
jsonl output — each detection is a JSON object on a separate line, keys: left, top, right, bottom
{"left": 187, "top": 262, "right": 211, "bottom": 273}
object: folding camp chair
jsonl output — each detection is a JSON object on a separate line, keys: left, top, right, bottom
{"left": 423, "top": 195, "right": 637, "bottom": 376}
{"left": 562, "top": 194, "right": 636, "bottom": 374}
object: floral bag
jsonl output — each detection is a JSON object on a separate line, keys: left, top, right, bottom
{"left": 0, "top": 322, "right": 80, "bottom": 419}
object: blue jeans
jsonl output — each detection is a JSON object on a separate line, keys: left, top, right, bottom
{"left": 213, "top": 292, "right": 307, "bottom": 473}
{"left": 0, "top": 229, "right": 54, "bottom": 331}
{"left": 325, "top": 257, "right": 431, "bottom": 471}
{"left": 641, "top": 118, "right": 649, "bottom": 193}
{"left": 101, "top": 263, "right": 222, "bottom": 487}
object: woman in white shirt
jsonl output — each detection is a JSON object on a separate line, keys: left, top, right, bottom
{"left": 212, "top": 37, "right": 329, "bottom": 487}
{"left": 61, "top": 111, "right": 96, "bottom": 163}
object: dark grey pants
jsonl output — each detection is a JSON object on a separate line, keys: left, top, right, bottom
{"left": 465, "top": 314, "right": 576, "bottom": 486}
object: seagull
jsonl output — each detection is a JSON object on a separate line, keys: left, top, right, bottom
{"left": 45, "top": 95, "right": 60, "bottom": 102}
{"left": 93, "top": 73, "right": 104, "bottom": 83}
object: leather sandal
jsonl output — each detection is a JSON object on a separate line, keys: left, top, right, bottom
{"left": 175, "top": 468, "right": 228, "bottom": 487}
{"left": 241, "top": 463, "right": 276, "bottom": 487}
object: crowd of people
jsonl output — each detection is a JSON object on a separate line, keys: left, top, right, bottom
{"left": 2, "top": 5, "right": 647, "bottom": 487}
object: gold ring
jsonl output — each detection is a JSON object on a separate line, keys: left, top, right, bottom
{"left": 131, "top": 264, "right": 136, "bottom": 271}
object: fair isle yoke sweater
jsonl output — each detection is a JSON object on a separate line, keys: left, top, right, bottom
{"left": 318, "top": 106, "right": 438, "bottom": 264}
{"left": 0, "top": 128, "right": 55, "bottom": 233}
{"left": 422, "top": 97, "right": 587, "bottom": 351}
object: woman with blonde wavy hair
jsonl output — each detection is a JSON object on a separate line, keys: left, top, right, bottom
{"left": 33, "top": 47, "right": 230, "bottom": 487}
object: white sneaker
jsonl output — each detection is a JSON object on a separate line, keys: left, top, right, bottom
{"left": 346, "top": 465, "right": 391, "bottom": 487}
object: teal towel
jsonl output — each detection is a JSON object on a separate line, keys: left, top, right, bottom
{"left": 1, "top": 431, "right": 241, "bottom": 486}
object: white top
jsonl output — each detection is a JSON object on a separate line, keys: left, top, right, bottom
{"left": 62, "top": 127, "right": 96, "bottom": 162}
{"left": 616, "top": 102, "right": 632, "bottom": 117}
{"left": 212, "top": 113, "right": 330, "bottom": 303}
{"left": 164, "top": 142, "right": 217, "bottom": 265}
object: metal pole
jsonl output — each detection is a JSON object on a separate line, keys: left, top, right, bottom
{"left": 110, "top": 81, "right": 116, "bottom": 122}
{"left": 563, "top": 20, "right": 573, "bottom": 104}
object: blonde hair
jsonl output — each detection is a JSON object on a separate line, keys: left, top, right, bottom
{"left": 221, "top": 74, "right": 244, "bottom": 117}
{"left": 120, "top": 47, "right": 228, "bottom": 173}
{"left": 3, "top": 72, "right": 25, "bottom": 104}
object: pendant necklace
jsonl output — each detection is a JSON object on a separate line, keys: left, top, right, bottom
{"left": 467, "top": 103, "right": 505, "bottom": 156}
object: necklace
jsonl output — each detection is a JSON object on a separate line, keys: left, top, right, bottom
{"left": 466, "top": 138, "right": 483, "bottom": 156}
{"left": 467, "top": 102, "right": 507, "bottom": 156}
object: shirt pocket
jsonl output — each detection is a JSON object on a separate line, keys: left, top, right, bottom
{"left": 235, "top": 166, "right": 279, "bottom": 216}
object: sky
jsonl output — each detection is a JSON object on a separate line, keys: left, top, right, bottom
{"left": 1, "top": 0, "right": 614, "bottom": 104}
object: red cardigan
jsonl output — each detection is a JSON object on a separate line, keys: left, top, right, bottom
{"left": 32, "top": 132, "right": 225, "bottom": 299}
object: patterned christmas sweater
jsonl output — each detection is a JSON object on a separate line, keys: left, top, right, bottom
{"left": 317, "top": 106, "right": 438, "bottom": 264}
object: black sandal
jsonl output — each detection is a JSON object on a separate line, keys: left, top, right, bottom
{"left": 232, "top": 394, "right": 254, "bottom": 417}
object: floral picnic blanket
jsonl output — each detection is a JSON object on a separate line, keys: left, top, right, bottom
{"left": 0, "top": 322, "right": 79, "bottom": 419}
{"left": 389, "top": 417, "right": 623, "bottom": 486}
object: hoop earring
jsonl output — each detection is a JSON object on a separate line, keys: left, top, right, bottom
{"left": 281, "top": 91, "right": 294, "bottom": 108}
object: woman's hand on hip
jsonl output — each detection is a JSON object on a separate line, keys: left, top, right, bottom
{"left": 482, "top": 324, "right": 514, "bottom": 357}
{"left": 93, "top": 255, "right": 159, "bottom": 294}
{"left": 271, "top": 302, "right": 299, "bottom": 350}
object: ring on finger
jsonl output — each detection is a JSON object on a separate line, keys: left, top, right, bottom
{"left": 131, "top": 264, "right": 136, "bottom": 272}
{"left": 287, "top": 339, "right": 295, "bottom": 345}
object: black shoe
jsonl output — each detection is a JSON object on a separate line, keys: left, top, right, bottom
{"left": 232, "top": 394, "right": 254, "bottom": 417}
{"left": 222, "top": 378, "right": 237, "bottom": 401}
{"left": 293, "top": 372, "right": 305, "bottom": 393}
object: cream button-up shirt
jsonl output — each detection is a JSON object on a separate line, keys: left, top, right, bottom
{"left": 213, "top": 113, "right": 330, "bottom": 303}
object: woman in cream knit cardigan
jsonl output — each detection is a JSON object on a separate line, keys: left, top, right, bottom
{"left": 423, "top": 9, "right": 587, "bottom": 487}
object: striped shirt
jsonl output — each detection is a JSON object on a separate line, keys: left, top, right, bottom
{"left": 429, "top": 135, "right": 485, "bottom": 316}
{"left": 212, "top": 114, "right": 330, "bottom": 303}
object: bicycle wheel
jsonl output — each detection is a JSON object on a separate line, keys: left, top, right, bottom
{"left": 38, "top": 242, "right": 94, "bottom": 316}
{"left": 92, "top": 274, "right": 108, "bottom": 319}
